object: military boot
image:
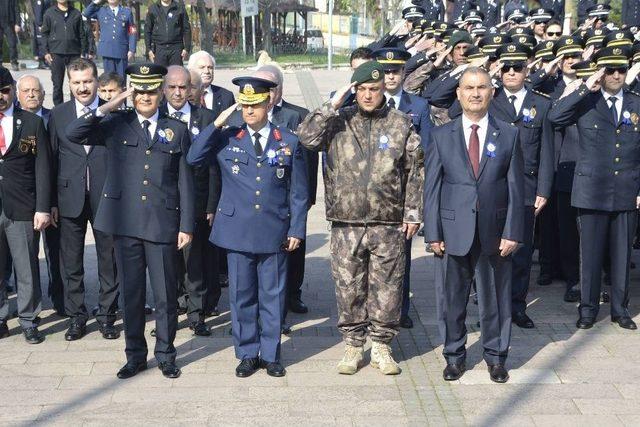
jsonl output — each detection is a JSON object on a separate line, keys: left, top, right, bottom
{"left": 336, "top": 344, "right": 364, "bottom": 375}
{"left": 370, "top": 341, "right": 401, "bottom": 375}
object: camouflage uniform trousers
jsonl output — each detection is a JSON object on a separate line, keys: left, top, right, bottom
{"left": 330, "top": 222, "right": 406, "bottom": 347}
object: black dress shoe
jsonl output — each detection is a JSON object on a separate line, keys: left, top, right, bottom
{"left": 576, "top": 317, "right": 595, "bottom": 329}
{"left": 512, "top": 312, "right": 535, "bottom": 329}
{"left": 0, "top": 323, "right": 9, "bottom": 339}
{"left": 537, "top": 274, "right": 552, "bottom": 286}
{"left": 189, "top": 320, "right": 211, "bottom": 336}
{"left": 281, "top": 324, "right": 292, "bottom": 335}
{"left": 488, "top": 364, "right": 509, "bottom": 383}
{"left": 288, "top": 296, "right": 308, "bottom": 314}
{"left": 206, "top": 307, "right": 220, "bottom": 317}
{"left": 158, "top": 361, "right": 181, "bottom": 378}
{"left": 64, "top": 320, "right": 86, "bottom": 341}
{"left": 144, "top": 304, "right": 153, "bottom": 315}
{"left": 219, "top": 274, "right": 229, "bottom": 288}
{"left": 177, "top": 306, "right": 187, "bottom": 316}
{"left": 612, "top": 317, "right": 638, "bottom": 330}
{"left": 443, "top": 363, "right": 465, "bottom": 381}
{"left": 564, "top": 286, "right": 581, "bottom": 303}
{"left": 117, "top": 361, "right": 147, "bottom": 379}
{"left": 235, "top": 358, "right": 260, "bottom": 378}
{"left": 400, "top": 315, "right": 414, "bottom": 329}
{"left": 261, "top": 360, "right": 286, "bottom": 377}
{"left": 23, "top": 327, "right": 44, "bottom": 344}
{"left": 601, "top": 290, "right": 610, "bottom": 303}
{"left": 98, "top": 323, "right": 120, "bottom": 340}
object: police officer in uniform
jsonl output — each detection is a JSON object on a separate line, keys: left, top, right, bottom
{"left": 622, "top": 0, "right": 640, "bottom": 28}
{"left": 65, "top": 63, "right": 195, "bottom": 378}
{"left": 374, "top": 47, "right": 432, "bottom": 329}
{"left": 83, "top": 0, "right": 137, "bottom": 77}
{"left": 549, "top": 46, "right": 640, "bottom": 331}
{"left": 187, "top": 76, "right": 308, "bottom": 378}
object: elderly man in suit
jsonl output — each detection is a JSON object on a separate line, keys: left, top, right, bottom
{"left": 0, "top": 67, "right": 52, "bottom": 344}
{"left": 424, "top": 66, "right": 524, "bottom": 383}
{"left": 187, "top": 51, "right": 235, "bottom": 116}
{"left": 65, "top": 63, "right": 194, "bottom": 380}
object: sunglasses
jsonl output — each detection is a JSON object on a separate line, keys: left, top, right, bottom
{"left": 605, "top": 67, "right": 628, "bottom": 74}
{"left": 501, "top": 64, "right": 525, "bottom": 73}
{"left": 0, "top": 87, "right": 12, "bottom": 95}
{"left": 546, "top": 31, "right": 562, "bottom": 36}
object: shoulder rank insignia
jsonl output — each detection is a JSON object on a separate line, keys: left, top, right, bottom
{"left": 273, "top": 128, "right": 282, "bottom": 141}
{"left": 236, "top": 129, "right": 246, "bottom": 140}
{"left": 532, "top": 89, "right": 550, "bottom": 99}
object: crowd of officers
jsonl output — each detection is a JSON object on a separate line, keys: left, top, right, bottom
{"left": 1, "top": 0, "right": 640, "bottom": 384}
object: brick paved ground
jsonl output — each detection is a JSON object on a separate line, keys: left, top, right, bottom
{"left": 1, "top": 66, "right": 640, "bottom": 426}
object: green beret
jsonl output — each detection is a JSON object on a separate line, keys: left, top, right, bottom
{"left": 350, "top": 61, "right": 385, "bottom": 85}
{"left": 447, "top": 30, "right": 473, "bottom": 48}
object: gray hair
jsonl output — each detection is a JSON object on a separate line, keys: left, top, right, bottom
{"left": 16, "top": 74, "right": 44, "bottom": 92}
{"left": 257, "top": 64, "right": 283, "bottom": 86}
{"left": 187, "top": 50, "right": 216, "bottom": 69}
{"left": 459, "top": 66, "right": 491, "bottom": 84}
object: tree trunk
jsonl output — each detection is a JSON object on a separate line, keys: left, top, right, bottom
{"left": 196, "top": 0, "right": 214, "bottom": 53}
{"left": 262, "top": 3, "right": 272, "bottom": 55}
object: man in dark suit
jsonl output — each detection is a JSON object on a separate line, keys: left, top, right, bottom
{"left": 548, "top": 47, "right": 640, "bottom": 331}
{"left": 187, "top": 76, "right": 309, "bottom": 378}
{"left": 65, "top": 63, "right": 195, "bottom": 379}
{"left": 0, "top": 67, "right": 52, "bottom": 344}
{"left": 187, "top": 51, "right": 235, "bottom": 116}
{"left": 16, "top": 74, "right": 66, "bottom": 315}
{"left": 424, "top": 66, "right": 524, "bottom": 383}
{"left": 48, "top": 58, "right": 119, "bottom": 341}
{"left": 162, "top": 65, "right": 218, "bottom": 335}
{"left": 374, "top": 47, "right": 433, "bottom": 330}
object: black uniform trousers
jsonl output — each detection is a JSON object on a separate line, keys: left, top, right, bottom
{"left": 60, "top": 195, "right": 118, "bottom": 325}
{"left": 442, "top": 231, "right": 512, "bottom": 366}
{"left": 51, "top": 54, "right": 79, "bottom": 105}
{"left": 0, "top": 23, "right": 18, "bottom": 63}
{"left": 43, "top": 224, "right": 64, "bottom": 312}
{"left": 31, "top": 23, "right": 46, "bottom": 59}
{"left": 401, "top": 238, "right": 412, "bottom": 318}
{"left": 557, "top": 191, "right": 580, "bottom": 288}
{"left": 177, "top": 217, "right": 218, "bottom": 322}
{"left": 153, "top": 45, "right": 182, "bottom": 67}
{"left": 537, "top": 192, "right": 562, "bottom": 281}
{"left": 114, "top": 235, "right": 178, "bottom": 364}
{"left": 577, "top": 209, "right": 637, "bottom": 320}
{"left": 282, "top": 240, "right": 306, "bottom": 322}
{"left": 511, "top": 206, "right": 536, "bottom": 315}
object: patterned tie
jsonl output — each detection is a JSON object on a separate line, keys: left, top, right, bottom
{"left": 388, "top": 97, "right": 396, "bottom": 109}
{"left": 610, "top": 96, "right": 619, "bottom": 125}
{"left": 0, "top": 112, "right": 6, "bottom": 156}
{"left": 469, "top": 124, "right": 480, "bottom": 178}
{"left": 254, "top": 133, "right": 263, "bottom": 157}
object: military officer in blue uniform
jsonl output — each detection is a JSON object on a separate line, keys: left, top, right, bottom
{"left": 187, "top": 76, "right": 309, "bottom": 378}
{"left": 373, "top": 47, "right": 432, "bottom": 329}
{"left": 549, "top": 47, "right": 640, "bottom": 331}
{"left": 65, "top": 63, "right": 195, "bottom": 379}
{"left": 83, "top": 0, "right": 136, "bottom": 77}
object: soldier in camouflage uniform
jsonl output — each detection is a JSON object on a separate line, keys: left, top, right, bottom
{"left": 298, "top": 61, "right": 424, "bottom": 375}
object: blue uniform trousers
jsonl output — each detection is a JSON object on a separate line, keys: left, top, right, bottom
{"left": 114, "top": 235, "right": 178, "bottom": 365}
{"left": 103, "top": 57, "right": 128, "bottom": 78}
{"left": 511, "top": 206, "right": 536, "bottom": 315}
{"left": 227, "top": 250, "right": 287, "bottom": 363}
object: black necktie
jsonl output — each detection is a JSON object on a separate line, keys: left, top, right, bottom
{"left": 610, "top": 96, "right": 619, "bottom": 125}
{"left": 509, "top": 95, "right": 517, "bottom": 116}
{"left": 254, "top": 133, "right": 263, "bottom": 157}
{"left": 142, "top": 120, "right": 152, "bottom": 147}
{"left": 172, "top": 111, "right": 183, "bottom": 121}
{"left": 388, "top": 97, "right": 396, "bottom": 109}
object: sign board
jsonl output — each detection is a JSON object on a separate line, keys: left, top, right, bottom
{"left": 241, "top": 0, "right": 259, "bottom": 17}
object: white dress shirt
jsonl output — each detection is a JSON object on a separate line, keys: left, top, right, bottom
{"left": 268, "top": 99, "right": 283, "bottom": 122}
{"left": 167, "top": 102, "right": 192, "bottom": 127}
{"left": 111, "top": 6, "right": 119, "bottom": 15}
{"left": 203, "top": 85, "right": 214, "bottom": 110}
{"left": 249, "top": 123, "right": 271, "bottom": 152}
{"left": 75, "top": 97, "right": 99, "bottom": 118}
{"left": 137, "top": 110, "right": 159, "bottom": 139}
{"left": 0, "top": 104, "right": 15, "bottom": 151}
{"left": 462, "top": 113, "right": 489, "bottom": 155}
{"left": 503, "top": 86, "right": 527, "bottom": 116}
{"left": 601, "top": 88, "right": 624, "bottom": 123}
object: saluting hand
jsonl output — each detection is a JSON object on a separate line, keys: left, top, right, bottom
{"left": 214, "top": 102, "right": 239, "bottom": 128}
{"left": 585, "top": 67, "right": 605, "bottom": 91}
{"left": 527, "top": 58, "right": 543, "bottom": 72}
{"left": 559, "top": 78, "right": 582, "bottom": 100}
{"left": 330, "top": 82, "right": 357, "bottom": 110}
{"left": 543, "top": 54, "right": 563, "bottom": 75}
{"left": 626, "top": 62, "right": 640, "bottom": 86}
{"left": 98, "top": 87, "right": 134, "bottom": 115}
{"left": 582, "top": 45, "right": 595, "bottom": 61}
{"left": 434, "top": 46, "right": 453, "bottom": 68}
{"left": 177, "top": 232, "right": 192, "bottom": 250}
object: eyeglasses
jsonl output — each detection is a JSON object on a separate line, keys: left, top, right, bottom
{"left": 546, "top": 31, "right": 562, "bottom": 36}
{"left": 0, "top": 87, "right": 12, "bottom": 95}
{"left": 501, "top": 64, "right": 525, "bottom": 73}
{"left": 605, "top": 67, "right": 628, "bottom": 75}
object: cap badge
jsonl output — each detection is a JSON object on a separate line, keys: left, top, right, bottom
{"left": 616, "top": 32, "right": 624, "bottom": 39}
{"left": 507, "top": 45, "right": 516, "bottom": 52}
{"left": 140, "top": 66, "right": 149, "bottom": 75}
{"left": 566, "top": 38, "right": 573, "bottom": 45}
{"left": 613, "top": 48, "right": 622, "bottom": 55}
{"left": 243, "top": 84, "right": 255, "bottom": 95}
{"left": 597, "top": 4, "right": 603, "bottom": 10}
{"left": 386, "top": 51, "right": 394, "bottom": 60}
{"left": 494, "top": 36, "right": 501, "bottom": 43}
{"left": 372, "top": 69, "right": 380, "bottom": 79}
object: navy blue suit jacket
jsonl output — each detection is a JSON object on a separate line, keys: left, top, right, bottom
{"left": 65, "top": 109, "right": 195, "bottom": 243}
{"left": 187, "top": 123, "right": 309, "bottom": 254}
{"left": 424, "top": 115, "right": 525, "bottom": 256}
{"left": 397, "top": 91, "right": 433, "bottom": 149}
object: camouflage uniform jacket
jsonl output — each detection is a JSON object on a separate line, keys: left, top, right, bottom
{"left": 297, "top": 102, "right": 424, "bottom": 225}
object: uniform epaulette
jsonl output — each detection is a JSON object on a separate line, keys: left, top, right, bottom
{"left": 164, "top": 114, "right": 185, "bottom": 123}
{"left": 531, "top": 89, "right": 550, "bottom": 99}
{"left": 627, "top": 89, "right": 640, "bottom": 98}
{"left": 113, "top": 106, "right": 134, "bottom": 113}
